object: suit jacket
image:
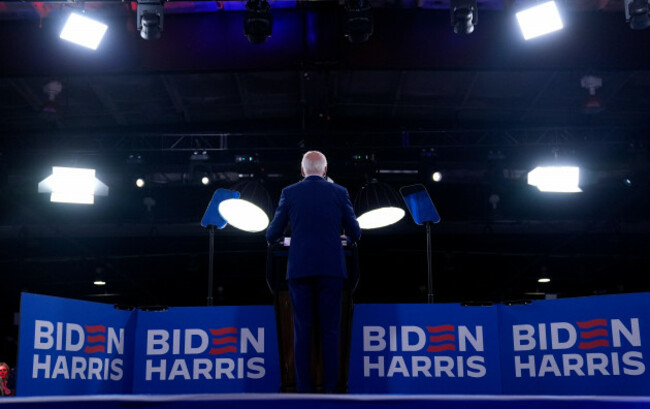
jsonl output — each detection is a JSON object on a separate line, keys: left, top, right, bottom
{"left": 266, "top": 175, "right": 361, "bottom": 279}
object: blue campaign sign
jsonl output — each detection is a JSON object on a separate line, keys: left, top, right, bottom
{"left": 498, "top": 293, "right": 650, "bottom": 395}
{"left": 17, "top": 292, "right": 136, "bottom": 396}
{"left": 132, "top": 305, "right": 280, "bottom": 394}
{"left": 348, "top": 304, "right": 502, "bottom": 394}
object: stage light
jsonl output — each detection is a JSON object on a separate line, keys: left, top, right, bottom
{"left": 201, "top": 175, "right": 211, "bottom": 185}
{"left": 218, "top": 180, "right": 272, "bottom": 232}
{"left": 343, "top": 0, "right": 374, "bottom": 43}
{"left": 244, "top": 0, "right": 273, "bottom": 44}
{"left": 538, "top": 277, "right": 551, "bottom": 283}
{"left": 38, "top": 166, "right": 109, "bottom": 205}
{"left": 450, "top": 0, "right": 477, "bottom": 35}
{"left": 516, "top": 1, "right": 563, "bottom": 40}
{"left": 432, "top": 172, "right": 442, "bottom": 182}
{"left": 93, "top": 279, "right": 106, "bottom": 286}
{"left": 136, "top": 178, "right": 146, "bottom": 188}
{"left": 625, "top": 0, "right": 650, "bottom": 29}
{"left": 190, "top": 151, "right": 210, "bottom": 161}
{"left": 59, "top": 12, "right": 107, "bottom": 50}
{"left": 527, "top": 166, "right": 582, "bottom": 193}
{"left": 137, "top": 0, "right": 164, "bottom": 40}
{"left": 355, "top": 179, "right": 406, "bottom": 229}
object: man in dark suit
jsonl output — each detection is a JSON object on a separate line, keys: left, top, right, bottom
{"left": 266, "top": 151, "right": 361, "bottom": 393}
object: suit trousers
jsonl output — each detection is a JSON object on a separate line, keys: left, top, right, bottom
{"left": 288, "top": 276, "right": 343, "bottom": 393}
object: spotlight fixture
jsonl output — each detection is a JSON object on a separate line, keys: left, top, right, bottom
{"left": 581, "top": 75, "right": 604, "bottom": 115}
{"left": 218, "top": 180, "right": 273, "bottom": 232}
{"left": 354, "top": 179, "right": 406, "bottom": 230}
{"left": 135, "top": 177, "right": 146, "bottom": 188}
{"left": 190, "top": 151, "right": 210, "bottom": 161}
{"left": 343, "top": 0, "right": 374, "bottom": 43}
{"left": 38, "top": 166, "right": 109, "bottom": 205}
{"left": 450, "top": 0, "right": 477, "bottom": 35}
{"left": 516, "top": 1, "right": 563, "bottom": 40}
{"left": 201, "top": 175, "right": 211, "bottom": 186}
{"left": 59, "top": 12, "right": 108, "bottom": 50}
{"left": 527, "top": 166, "right": 581, "bottom": 193}
{"left": 432, "top": 171, "right": 442, "bottom": 183}
{"left": 41, "top": 80, "right": 63, "bottom": 121}
{"left": 625, "top": 0, "right": 650, "bottom": 30}
{"left": 244, "top": 0, "right": 273, "bottom": 44}
{"left": 137, "top": 0, "right": 164, "bottom": 40}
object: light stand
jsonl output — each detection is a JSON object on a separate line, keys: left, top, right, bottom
{"left": 426, "top": 221, "right": 434, "bottom": 303}
{"left": 399, "top": 184, "right": 441, "bottom": 304}
{"left": 201, "top": 188, "right": 239, "bottom": 306}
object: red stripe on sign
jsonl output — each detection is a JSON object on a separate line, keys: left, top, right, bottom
{"left": 86, "top": 335, "right": 106, "bottom": 343}
{"left": 580, "top": 329, "right": 608, "bottom": 339}
{"left": 212, "top": 336, "right": 237, "bottom": 345}
{"left": 209, "top": 346, "right": 238, "bottom": 355}
{"left": 426, "top": 325, "right": 455, "bottom": 333}
{"left": 576, "top": 319, "right": 607, "bottom": 329}
{"left": 210, "top": 327, "right": 238, "bottom": 336}
{"left": 84, "top": 325, "right": 106, "bottom": 333}
{"left": 427, "top": 344, "right": 456, "bottom": 353}
{"left": 578, "top": 339, "right": 610, "bottom": 349}
{"left": 84, "top": 345, "right": 106, "bottom": 353}
{"left": 429, "top": 334, "right": 455, "bottom": 343}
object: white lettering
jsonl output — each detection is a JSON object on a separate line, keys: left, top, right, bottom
{"left": 513, "top": 325, "right": 536, "bottom": 351}
{"left": 363, "top": 327, "right": 386, "bottom": 352}
{"left": 147, "top": 330, "right": 169, "bottom": 355}
{"left": 241, "top": 328, "right": 264, "bottom": 353}
{"left": 34, "top": 321, "right": 54, "bottom": 350}
{"left": 459, "top": 326, "right": 483, "bottom": 352}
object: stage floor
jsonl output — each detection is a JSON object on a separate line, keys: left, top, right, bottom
{"left": 2, "top": 394, "right": 650, "bottom": 409}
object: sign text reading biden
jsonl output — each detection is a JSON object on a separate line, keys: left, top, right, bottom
{"left": 132, "top": 306, "right": 280, "bottom": 394}
{"left": 348, "top": 304, "right": 502, "bottom": 394}
{"left": 499, "top": 294, "right": 650, "bottom": 395}
{"left": 145, "top": 327, "right": 266, "bottom": 381}
{"left": 17, "top": 293, "right": 134, "bottom": 396}
{"left": 33, "top": 320, "right": 125, "bottom": 381}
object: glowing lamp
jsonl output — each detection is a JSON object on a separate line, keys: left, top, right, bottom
{"left": 527, "top": 166, "right": 581, "bottom": 193}
{"left": 60, "top": 13, "right": 108, "bottom": 50}
{"left": 38, "top": 166, "right": 109, "bottom": 204}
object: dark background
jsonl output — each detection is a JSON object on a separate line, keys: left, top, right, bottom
{"left": 1, "top": 0, "right": 649, "bottom": 366}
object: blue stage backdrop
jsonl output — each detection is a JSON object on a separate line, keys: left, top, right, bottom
{"left": 498, "top": 293, "right": 650, "bottom": 396}
{"left": 348, "top": 303, "right": 502, "bottom": 394}
{"left": 17, "top": 293, "right": 136, "bottom": 396}
{"left": 16, "top": 292, "right": 650, "bottom": 396}
{"left": 132, "top": 306, "right": 280, "bottom": 394}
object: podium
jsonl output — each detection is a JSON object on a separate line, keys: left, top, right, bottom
{"left": 266, "top": 239, "right": 359, "bottom": 393}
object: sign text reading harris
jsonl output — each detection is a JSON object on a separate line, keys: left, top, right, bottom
{"left": 145, "top": 327, "right": 266, "bottom": 381}
{"left": 512, "top": 318, "right": 645, "bottom": 377}
{"left": 32, "top": 320, "right": 125, "bottom": 381}
{"left": 362, "top": 324, "right": 487, "bottom": 378}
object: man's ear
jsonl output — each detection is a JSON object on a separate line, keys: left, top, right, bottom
{"left": 323, "top": 165, "right": 328, "bottom": 178}
{"left": 301, "top": 167, "right": 306, "bottom": 177}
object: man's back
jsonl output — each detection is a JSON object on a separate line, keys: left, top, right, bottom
{"left": 266, "top": 175, "right": 361, "bottom": 279}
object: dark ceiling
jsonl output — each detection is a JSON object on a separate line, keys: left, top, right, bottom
{"left": 1, "top": 0, "right": 650, "bottom": 363}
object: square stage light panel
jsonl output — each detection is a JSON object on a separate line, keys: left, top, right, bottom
{"left": 527, "top": 166, "right": 581, "bottom": 193}
{"left": 516, "top": 1, "right": 563, "bottom": 40}
{"left": 38, "top": 166, "right": 109, "bottom": 205}
{"left": 60, "top": 13, "right": 108, "bottom": 50}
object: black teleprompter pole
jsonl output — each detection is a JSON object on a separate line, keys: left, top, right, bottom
{"left": 426, "top": 221, "right": 434, "bottom": 304}
{"left": 207, "top": 225, "right": 215, "bottom": 306}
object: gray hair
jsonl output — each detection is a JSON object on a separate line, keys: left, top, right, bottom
{"left": 301, "top": 151, "right": 327, "bottom": 176}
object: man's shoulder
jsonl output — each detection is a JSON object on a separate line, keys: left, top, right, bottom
{"left": 284, "top": 177, "right": 349, "bottom": 195}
